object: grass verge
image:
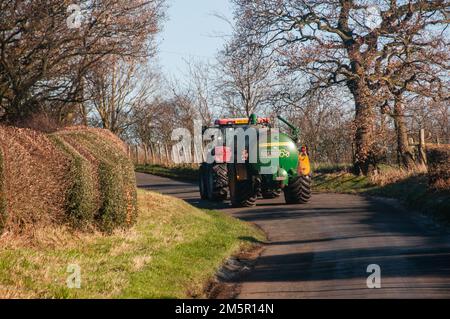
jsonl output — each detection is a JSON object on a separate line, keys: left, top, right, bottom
{"left": 0, "top": 189, "right": 263, "bottom": 298}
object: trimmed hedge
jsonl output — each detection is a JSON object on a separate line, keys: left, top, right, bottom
{"left": 0, "top": 125, "right": 137, "bottom": 236}
{"left": 55, "top": 129, "right": 137, "bottom": 232}
{"left": 0, "top": 147, "right": 6, "bottom": 233}
{"left": 426, "top": 145, "right": 450, "bottom": 191}
{"left": 0, "top": 126, "right": 69, "bottom": 232}
{"left": 48, "top": 135, "right": 98, "bottom": 229}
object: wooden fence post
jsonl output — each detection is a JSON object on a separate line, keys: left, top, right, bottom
{"left": 149, "top": 144, "right": 155, "bottom": 165}
{"left": 135, "top": 145, "right": 139, "bottom": 165}
{"left": 143, "top": 144, "right": 148, "bottom": 165}
{"left": 184, "top": 144, "right": 190, "bottom": 164}
{"left": 175, "top": 144, "right": 181, "bottom": 164}
{"left": 164, "top": 144, "right": 171, "bottom": 166}
{"left": 155, "top": 144, "right": 160, "bottom": 165}
{"left": 418, "top": 128, "right": 427, "bottom": 165}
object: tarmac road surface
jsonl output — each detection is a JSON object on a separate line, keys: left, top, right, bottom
{"left": 136, "top": 172, "right": 450, "bottom": 299}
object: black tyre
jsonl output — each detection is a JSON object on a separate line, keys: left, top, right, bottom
{"left": 261, "top": 188, "right": 282, "bottom": 199}
{"left": 284, "top": 175, "right": 312, "bottom": 204}
{"left": 228, "top": 166, "right": 257, "bottom": 207}
{"left": 206, "top": 163, "right": 228, "bottom": 201}
{"left": 199, "top": 164, "right": 208, "bottom": 200}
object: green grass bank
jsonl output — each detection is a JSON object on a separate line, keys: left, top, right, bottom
{"left": 0, "top": 189, "right": 263, "bottom": 298}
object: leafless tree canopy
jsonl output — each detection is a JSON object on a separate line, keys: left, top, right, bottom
{"left": 0, "top": 0, "right": 166, "bottom": 125}
{"left": 216, "top": 35, "right": 283, "bottom": 116}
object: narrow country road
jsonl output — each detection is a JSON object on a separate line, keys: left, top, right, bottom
{"left": 136, "top": 172, "right": 450, "bottom": 299}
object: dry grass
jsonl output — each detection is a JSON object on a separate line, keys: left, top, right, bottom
{"left": 0, "top": 148, "right": 6, "bottom": 232}
{"left": 369, "top": 165, "right": 427, "bottom": 187}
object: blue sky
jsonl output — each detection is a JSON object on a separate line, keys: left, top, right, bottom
{"left": 157, "top": 0, "right": 233, "bottom": 79}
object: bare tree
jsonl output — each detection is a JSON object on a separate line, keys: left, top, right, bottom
{"left": 0, "top": 0, "right": 166, "bottom": 125}
{"left": 85, "top": 59, "right": 160, "bottom": 136}
{"left": 183, "top": 60, "right": 216, "bottom": 124}
{"left": 280, "top": 84, "right": 355, "bottom": 163}
{"left": 375, "top": 25, "right": 449, "bottom": 168}
{"left": 216, "top": 35, "right": 281, "bottom": 117}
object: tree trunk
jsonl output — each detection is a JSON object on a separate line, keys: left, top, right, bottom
{"left": 348, "top": 80, "right": 377, "bottom": 176}
{"left": 80, "top": 102, "right": 88, "bottom": 126}
{"left": 393, "top": 99, "right": 416, "bottom": 169}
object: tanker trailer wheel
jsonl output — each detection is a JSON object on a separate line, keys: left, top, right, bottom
{"left": 284, "top": 175, "right": 312, "bottom": 204}
{"left": 262, "top": 188, "right": 282, "bottom": 199}
{"left": 228, "top": 166, "right": 257, "bottom": 207}
{"left": 206, "top": 163, "right": 228, "bottom": 201}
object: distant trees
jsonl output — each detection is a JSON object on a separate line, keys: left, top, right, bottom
{"left": 0, "top": 0, "right": 166, "bottom": 126}
{"left": 183, "top": 60, "right": 216, "bottom": 124}
{"left": 84, "top": 60, "right": 160, "bottom": 136}
{"left": 380, "top": 34, "right": 448, "bottom": 169}
{"left": 216, "top": 36, "right": 281, "bottom": 117}
{"left": 283, "top": 87, "right": 355, "bottom": 164}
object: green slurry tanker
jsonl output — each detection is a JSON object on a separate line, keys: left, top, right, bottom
{"left": 199, "top": 114, "right": 312, "bottom": 207}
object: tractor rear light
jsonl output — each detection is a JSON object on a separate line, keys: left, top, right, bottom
{"left": 214, "top": 146, "right": 232, "bottom": 163}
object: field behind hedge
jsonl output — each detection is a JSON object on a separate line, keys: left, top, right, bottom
{"left": 0, "top": 126, "right": 137, "bottom": 237}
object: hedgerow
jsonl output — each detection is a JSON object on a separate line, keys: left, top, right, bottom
{"left": 48, "top": 135, "right": 98, "bottom": 229}
{"left": 0, "top": 125, "right": 137, "bottom": 237}
{"left": 0, "top": 126, "right": 69, "bottom": 234}
{"left": 56, "top": 129, "right": 137, "bottom": 232}
{"left": 0, "top": 147, "right": 6, "bottom": 233}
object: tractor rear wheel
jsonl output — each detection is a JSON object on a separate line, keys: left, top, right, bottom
{"left": 284, "top": 175, "right": 312, "bottom": 204}
{"left": 228, "top": 166, "right": 257, "bottom": 207}
{"left": 206, "top": 163, "right": 228, "bottom": 201}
